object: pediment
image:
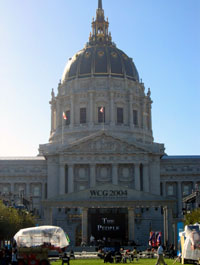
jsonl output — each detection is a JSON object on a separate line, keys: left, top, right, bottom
{"left": 61, "top": 131, "right": 150, "bottom": 154}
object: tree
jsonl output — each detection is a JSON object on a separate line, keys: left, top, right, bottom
{"left": 184, "top": 208, "right": 200, "bottom": 225}
{"left": 0, "top": 200, "right": 36, "bottom": 241}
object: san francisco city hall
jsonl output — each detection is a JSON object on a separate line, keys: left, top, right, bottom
{"left": 0, "top": 0, "right": 199, "bottom": 249}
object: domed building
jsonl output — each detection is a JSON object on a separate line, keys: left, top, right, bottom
{"left": 0, "top": 0, "right": 200, "bottom": 249}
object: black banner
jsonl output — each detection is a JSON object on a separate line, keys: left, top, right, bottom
{"left": 90, "top": 213, "right": 126, "bottom": 241}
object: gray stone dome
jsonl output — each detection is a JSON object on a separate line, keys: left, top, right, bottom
{"left": 61, "top": 2, "right": 139, "bottom": 84}
{"left": 62, "top": 44, "right": 139, "bottom": 83}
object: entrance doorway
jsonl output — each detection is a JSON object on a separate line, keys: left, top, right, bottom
{"left": 88, "top": 208, "right": 128, "bottom": 246}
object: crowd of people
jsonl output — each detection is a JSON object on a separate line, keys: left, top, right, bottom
{"left": 0, "top": 247, "right": 18, "bottom": 265}
{"left": 98, "top": 247, "right": 138, "bottom": 263}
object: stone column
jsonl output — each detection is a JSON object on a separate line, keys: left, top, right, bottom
{"left": 168, "top": 207, "right": 173, "bottom": 244}
{"left": 26, "top": 183, "right": 31, "bottom": 197}
{"left": 140, "top": 102, "right": 144, "bottom": 129}
{"left": 193, "top": 181, "right": 197, "bottom": 192}
{"left": 59, "top": 164, "right": 66, "bottom": 195}
{"left": 129, "top": 92, "right": 133, "bottom": 128}
{"left": 149, "top": 105, "right": 152, "bottom": 131}
{"left": 51, "top": 106, "right": 54, "bottom": 133}
{"left": 82, "top": 208, "right": 88, "bottom": 244}
{"left": 11, "top": 182, "right": 15, "bottom": 194}
{"left": 47, "top": 157, "right": 59, "bottom": 198}
{"left": 177, "top": 181, "right": 182, "bottom": 217}
{"left": 90, "top": 164, "right": 96, "bottom": 188}
{"left": 134, "top": 163, "right": 140, "bottom": 191}
{"left": 89, "top": 92, "right": 94, "bottom": 127}
{"left": 162, "top": 181, "right": 166, "bottom": 197}
{"left": 112, "top": 164, "right": 118, "bottom": 185}
{"left": 128, "top": 207, "right": 135, "bottom": 242}
{"left": 174, "top": 220, "right": 178, "bottom": 250}
{"left": 42, "top": 182, "right": 46, "bottom": 199}
{"left": 110, "top": 91, "right": 115, "bottom": 125}
{"left": 143, "top": 164, "right": 149, "bottom": 192}
{"left": 163, "top": 206, "right": 168, "bottom": 246}
{"left": 163, "top": 206, "right": 173, "bottom": 246}
{"left": 68, "top": 164, "right": 74, "bottom": 193}
{"left": 44, "top": 207, "right": 53, "bottom": 225}
{"left": 70, "top": 94, "right": 74, "bottom": 128}
{"left": 56, "top": 101, "right": 60, "bottom": 127}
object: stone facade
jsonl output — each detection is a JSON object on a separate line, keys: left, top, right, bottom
{"left": 0, "top": 0, "right": 199, "bottom": 249}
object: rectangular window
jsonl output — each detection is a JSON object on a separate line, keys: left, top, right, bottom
{"left": 117, "top": 108, "right": 123, "bottom": 124}
{"left": 2, "top": 186, "right": 9, "bottom": 194}
{"left": 133, "top": 110, "right": 138, "bottom": 126}
{"left": 33, "top": 186, "right": 40, "bottom": 197}
{"left": 167, "top": 184, "right": 174, "bottom": 196}
{"left": 80, "top": 108, "right": 86, "bottom": 124}
{"left": 183, "top": 185, "right": 190, "bottom": 196}
{"left": 98, "top": 107, "right": 105, "bottom": 123}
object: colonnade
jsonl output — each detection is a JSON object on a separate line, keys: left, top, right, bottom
{"left": 162, "top": 180, "right": 198, "bottom": 216}
{"left": 59, "top": 162, "right": 150, "bottom": 195}
{"left": 44, "top": 204, "right": 173, "bottom": 246}
{"left": 1, "top": 182, "right": 46, "bottom": 199}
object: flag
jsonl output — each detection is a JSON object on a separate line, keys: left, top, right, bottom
{"left": 63, "top": 112, "right": 67, "bottom": 120}
{"left": 100, "top": 107, "right": 104, "bottom": 113}
{"left": 66, "top": 233, "right": 70, "bottom": 243}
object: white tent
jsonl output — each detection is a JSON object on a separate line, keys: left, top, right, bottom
{"left": 14, "top": 226, "right": 69, "bottom": 248}
{"left": 180, "top": 223, "right": 200, "bottom": 262}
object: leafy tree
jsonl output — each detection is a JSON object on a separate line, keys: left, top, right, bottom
{"left": 0, "top": 200, "right": 36, "bottom": 241}
{"left": 184, "top": 208, "right": 200, "bottom": 225}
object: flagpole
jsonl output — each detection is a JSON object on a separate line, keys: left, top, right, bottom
{"left": 100, "top": 107, "right": 104, "bottom": 131}
{"left": 103, "top": 108, "right": 104, "bottom": 131}
{"left": 62, "top": 111, "right": 68, "bottom": 144}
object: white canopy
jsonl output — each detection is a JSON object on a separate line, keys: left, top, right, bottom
{"left": 14, "top": 226, "right": 69, "bottom": 248}
{"left": 180, "top": 223, "right": 200, "bottom": 261}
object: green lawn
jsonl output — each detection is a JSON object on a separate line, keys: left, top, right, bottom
{"left": 51, "top": 258, "right": 191, "bottom": 265}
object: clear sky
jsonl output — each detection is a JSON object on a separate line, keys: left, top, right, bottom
{"left": 0, "top": 0, "right": 199, "bottom": 157}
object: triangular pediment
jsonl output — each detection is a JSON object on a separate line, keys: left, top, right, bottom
{"left": 61, "top": 131, "right": 150, "bottom": 154}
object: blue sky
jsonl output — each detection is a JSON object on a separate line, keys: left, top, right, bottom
{"left": 0, "top": 0, "right": 199, "bottom": 156}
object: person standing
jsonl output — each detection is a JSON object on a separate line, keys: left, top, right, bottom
{"left": 155, "top": 244, "right": 167, "bottom": 265}
{"left": 11, "top": 249, "right": 18, "bottom": 265}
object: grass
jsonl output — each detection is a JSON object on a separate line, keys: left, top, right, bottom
{"left": 51, "top": 258, "right": 192, "bottom": 265}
